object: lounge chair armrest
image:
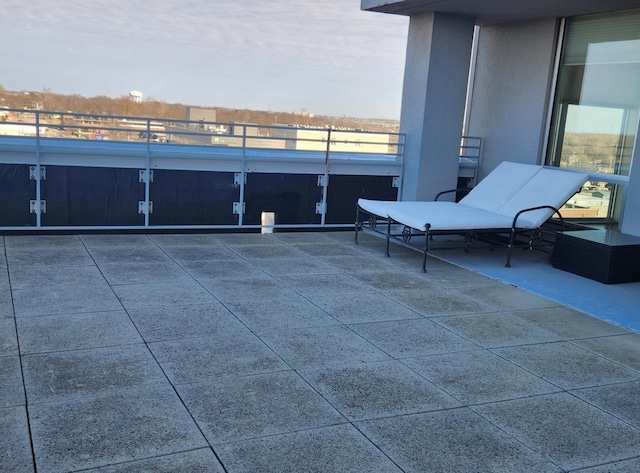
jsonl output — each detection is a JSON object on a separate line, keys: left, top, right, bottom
{"left": 510, "top": 205, "right": 564, "bottom": 230}
{"left": 435, "top": 188, "right": 472, "bottom": 201}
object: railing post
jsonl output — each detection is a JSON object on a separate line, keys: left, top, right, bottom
{"left": 144, "top": 118, "right": 151, "bottom": 227}
{"left": 35, "top": 111, "right": 42, "bottom": 227}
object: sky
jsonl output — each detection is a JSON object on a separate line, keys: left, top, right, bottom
{"left": 1, "top": 0, "right": 409, "bottom": 119}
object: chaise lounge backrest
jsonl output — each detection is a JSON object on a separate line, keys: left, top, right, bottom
{"left": 459, "top": 161, "right": 588, "bottom": 228}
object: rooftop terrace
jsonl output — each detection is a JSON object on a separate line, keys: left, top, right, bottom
{"left": 2, "top": 231, "right": 640, "bottom": 472}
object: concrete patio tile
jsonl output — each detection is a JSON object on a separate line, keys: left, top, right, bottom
{"left": 4, "top": 234, "right": 82, "bottom": 249}
{"left": 87, "top": 245, "right": 173, "bottom": 264}
{"left": 22, "top": 344, "right": 167, "bottom": 404}
{"left": 349, "top": 269, "right": 439, "bottom": 291}
{"left": 276, "top": 273, "right": 375, "bottom": 298}
{"left": 309, "top": 291, "right": 420, "bottom": 324}
{"left": 492, "top": 342, "right": 640, "bottom": 390}
{"left": 5, "top": 246, "right": 94, "bottom": 267}
{"left": 571, "top": 380, "right": 640, "bottom": 429}
{"left": 510, "top": 306, "right": 631, "bottom": 339}
{"left": 97, "top": 261, "right": 191, "bottom": 285}
{"left": 404, "top": 349, "right": 559, "bottom": 405}
{"left": 300, "top": 360, "right": 460, "bottom": 421}
{"left": 259, "top": 325, "right": 391, "bottom": 369}
{"left": 0, "top": 302, "right": 13, "bottom": 319}
{"left": 16, "top": 310, "right": 143, "bottom": 354}
{"left": 349, "top": 318, "right": 477, "bottom": 359}
{"left": 85, "top": 448, "right": 224, "bottom": 472}
{"left": 160, "top": 244, "right": 242, "bottom": 263}
{"left": 29, "top": 386, "right": 207, "bottom": 472}
{"left": 473, "top": 392, "right": 640, "bottom": 471}
{"left": 224, "top": 293, "right": 338, "bottom": 332}
{"left": 228, "top": 243, "right": 303, "bottom": 259}
{"left": 149, "top": 331, "right": 288, "bottom": 385}
{"left": 249, "top": 255, "right": 336, "bottom": 276}
{"left": 215, "top": 233, "right": 280, "bottom": 245}
{"left": 578, "top": 457, "right": 640, "bottom": 472}
{"left": 453, "top": 284, "right": 560, "bottom": 310}
{"left": 0, "top": 318, "right": 18, "bottom": 355}
{"left": 420, "top": 263, "right": 501, "bottom": 288}
{"left": 436, "top": 312, "right": 562, "bottom": 348}
{"left": 200, "top": 275, "right": 297, "bottom": 304}
{"left": 292, "top": 242, "right": 364, "bottom": 257}
{"left": 177, "top": 371, "right": 345, "bottom": 444}
{"left": 147, "top": 233, "right": 223, "bottom": 247}
{"left": 269, "top": 232, "right": 334, "bottom": 244}
{"left": 575, "top": 333, "right": 640, "bottom": 371}
{"left": 180, "top": 258, "right": 266, "bottom": 280}
{"left": 316, "top": 254, "right": 398, "bottom": 273}
{"left": 384, "top": 287, "right": 492, "bottom": 317}
{"left": 357, "top": 408, "right": 560, "bottom": 473}
{"left": 111, "top": 280, "right": 217, "bottom": 310}
{"left": 215, "top": 424, "right": 403, "bottom": 473}
{"left": 128, "top": 302, "right": 244, "bottom": 342}
{"left": 0, "top": 356, "right": 24, "bottom": 408}
{"left": 8, "top": 262, "right": 108, "bottom": 290}
{"left": 79, "top": 234, "right": 155, "bottom": 248}
{"left": 0, "top": 406, "right": 34, "bottom": 473}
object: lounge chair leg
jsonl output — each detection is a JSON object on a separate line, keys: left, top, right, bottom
{"left": 385, "top": 218, "right": 391, "bottom": 257}
{"left": 422, "top": 224, "right": 431, "bottom": 272}
{"left": 355, "top": 205, "right": 360, "bottom": 244}
{"left": 506, "top": 227, "right": 515, "bottom": 267}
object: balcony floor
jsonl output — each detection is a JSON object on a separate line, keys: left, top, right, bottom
{"left": 2, "top": 231, "right": 640, "bottom": 472}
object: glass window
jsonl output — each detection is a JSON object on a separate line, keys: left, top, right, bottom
{"left": 547, "top": 10, "right": 640, "bottom": 221}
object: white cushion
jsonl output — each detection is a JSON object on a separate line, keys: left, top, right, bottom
{"left": 387, "top": 202, "right": 513, "bottom": 231}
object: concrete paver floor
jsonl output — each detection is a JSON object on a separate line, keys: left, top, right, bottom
{"left": 2, "top": 231, "right": 640, "bottom": 472}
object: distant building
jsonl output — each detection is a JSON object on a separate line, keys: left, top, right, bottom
{"left": 271, "top": 127, "right": 391, "bottom": 154}
{"left": 186, "top": 107, "right": 217, "bottom": 123}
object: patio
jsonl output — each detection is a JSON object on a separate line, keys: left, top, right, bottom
{"left": 2, "top": 231, "right": 640, "bottom": 472}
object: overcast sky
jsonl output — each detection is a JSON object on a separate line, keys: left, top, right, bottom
{"left": 1, "top": 0, "right": 408, "bottom": 119}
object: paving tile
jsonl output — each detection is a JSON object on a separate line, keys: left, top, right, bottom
{"left": 22, "top": 344, "right": 167, "bottom": 404}
{"left": 300, "top": 360, "right": 460, "bottom": 421}
{"left": 277, "top": 273, "right": 374, "bottom": 298}
{"left": 349, "top": 318, "right": 477, "bottom": 359}
{"left": 177, "top": 371, "right": 345, "bottom": 444}
{"left": 249, "top": 255, "right": 335, "bottom": 276}
{"left": 492, "top": 342, "right": 640, "bottom": 390}
{"left": 216, "top": 424, "right": 403, "bottom": 473}
{"left": 0, "top": 318, "right": 18, "bottom": 355}
{"left": 5, "top": 246, "right": 93, "bottom": 267}
{"left": 404, "top": 349, "right": 559, "bottom": 405}
{"left": 149, "top": 331, "right": 288, "bottom": 384}
{"left": 84, "top": 448, "right": 224, "bottom": 472}
{"left": 4, "top": 234, "right": 82, "bottom": 249}
{"left": 29, "top": 386, "right": 207, "bottom": 472}
{"left": 201, "top": 275, "right": 297, "bottom": 304}
{"left": 0, "top": 302, "right": 14, "bottom": 319}
{"left": 148, "top": 233, "right": 223, "bottom": 247}
{"left": 8, "top": 263, "right": 107, "bottom": 290}
{"left": 260, "top": 325, "right": 391, "bottom": 369}
{"left": 510, "top": 306, "right": 631, "bottom": 339}
{"left": 0, "top": 406, "right": 34, "bottom": 473}
{"left": 453, "top": 284, "right": 559, "bottom": 310}
{"left": 270, "top": 232, "right": 334, "bottom": 244}
{"left": 292, "top": 242, "right": 364, "bottom": 257}
{"left": 87, "top": 246, "right": 172, "bottom": 264}
{"left": 420, "top": 263, "right": 500, "bottom": 288}
{"left": 436, "top": 312, "right": 562, "bottom": 348}
{"left": 97, "top": 261, "right": 191, "bottom": 285}
{"left": 348, "top": 269, "right": 439, "bottom": 291}
{"left": 384, "top": 288, "right": 492, "bottom": 316}
{"left": 215, "top": 233, "right": 280, "bottom": 245}
{"left": 578, "top": 457, "right": 640, "bottom": 472}
{"left": 0, "top": 356, "right": 25, "bottom": 408}
{"left": 572, "top": 380, "right": 640, "bottom": 429}
{"left": 181, "top": 258, "right": 266, "bottom": 280}
{"left": 357, "top": 408, "right": 560, "bottom": 473}
{"left": 160, "top": 245, "right": 241, "bottom": 263}
{"left": 17, "top": 310, "right": 142, "bottom": 354}
{"left": 129, "top": 302, "right": 244, "bottom": 342}
{"left": 111, "top": 280, "right": 217, "bottom": 310}
{"left": 224, "top": 293, "right": 338, "bottom": 332}
{"left": 228, "top": 243, "right": 303, "bottom": 259}
{"left": 315, "top": 254, "right": 398, "bottom": 273}
{"left": 79, "top": 234, "right": 155, "bottom": 248}
{"left": 575, "top": 333, "right": 640, "bottom": 371}
{"left": 473, "top": 392, "right": 640, "bottom": 471}
{"left": 309, "top": 291, "right": 420, "bottom": 324}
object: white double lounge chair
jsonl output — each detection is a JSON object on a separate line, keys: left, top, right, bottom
{"left": 355, "top": 161, "right": 590, "bottom": 271}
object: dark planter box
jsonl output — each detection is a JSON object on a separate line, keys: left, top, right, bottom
{"left": 551, "top": 230, "right": 640, "bottom": 284}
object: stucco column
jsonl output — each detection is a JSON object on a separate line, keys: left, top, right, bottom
{"left": 399, "top": 12, "right": 475, "bottom": 201}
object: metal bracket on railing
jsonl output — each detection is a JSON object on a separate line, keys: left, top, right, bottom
{"left": 315, "top": 202, "right": 327, "bottom": 215}
{"left": 30, "top": 200, "right": 46, "bottom": 214}
{"left": 317, "top": 175, "right": 329, "bottom": 187}
{"left": 139, "top": 170, "right": 154, "bottom": 183}
{"left": 233, "top": 202, "right": 245, "bottom": 215}
{"left": 392, "top": 176, "right": 401, "bottom": 188}
{"left": 234, "top": 172, "right": 246, "bottom": 185}
{"left": 138, "top": 201, "right": 153, "bottom": 214}
{"left": 29, "top": 166, "right": 46, "bottom": 180}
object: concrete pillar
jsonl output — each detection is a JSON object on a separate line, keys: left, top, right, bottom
{"left": 399, "top": 12, "right": 475, "bottom": 201}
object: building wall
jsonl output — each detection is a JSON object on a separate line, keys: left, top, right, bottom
{"left": 467, "top": 18, "right": 559, "bottom": 180}
{"left": 186, "top": 107, "right": 217, "bottom": 123}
